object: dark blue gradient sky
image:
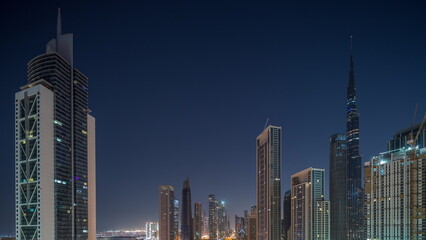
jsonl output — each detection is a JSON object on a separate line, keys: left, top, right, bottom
{"left": 1, "top": 0, "right": 426, "bottom": 233}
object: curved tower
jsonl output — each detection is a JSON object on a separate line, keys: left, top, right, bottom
{"left": 15, "top": 9, "right": 96, "bottom": 240}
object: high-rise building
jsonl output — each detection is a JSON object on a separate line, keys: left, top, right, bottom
{"left": 15, "top": 9, "right": 96, "bottom": 240}
{"left": 345, "top": 48, "right": 363, "bottom": 240}
{"left": 282, "top": 190, "right": 291, "bottom": 240}
{"left": 208, "top": 194, "right": 218, "bottom": 240}
{"left": 329, "top": 134, "right": 347, "bottom": 240}
{"left": 202, "top": 213, "right": 209, "bottom": 236}
{"left": 365, "top": 146, "right": 426, "bottom": 239}
{"left": 247, "top": 207, "right": 257, "bottom": 240}
{"left": 256, "top": 126, "right": 282, "bottom": 240}
{"left": 217, "top": 201, "right": 229, "bottom": 239}
{"left": 291, "top": 168, "right": 329, "bottom": 240}
{"left": 160, "top": 185, "right": 178, "bottom": 240}
{"left": 146, "top": 222, "right": 160, "bottom": 240}
{"left": 235, "top": 215, "right": 246, "bottom": 240}
{"left": 314, "top": 201, "right": 330, "bottom": 240}
{"left": 181, "top": 178, "right": 193, "bottom": 240}
{"left": 194, "top": 203, "right": 203, "bottom": 240}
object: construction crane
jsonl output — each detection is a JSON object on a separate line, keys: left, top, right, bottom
{"left": 407, "top": 112, "right": 426, "bottom": 149}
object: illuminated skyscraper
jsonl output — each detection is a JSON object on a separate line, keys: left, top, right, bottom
{"left": 181, "top": 178, "right": 193, "bottom": 240}
{"left": 217, "top": 201, "right": 229, "bottom": 239}
{"left": 345, "top": 46, "right": 363, "bottom": 240}
{"left": 146, "top": 222, "right": 159, "bottom": 240}
{"left": 256, "top": 126, "right": 282, "bottom": 240}
{"left": 209, "top": 194, "right": 218, "bottom": 240}
{"left": 365, "top": 146, "right": 426, "bottom": 239}
{"left": 194, "top": 203, "right": 203, "bottom": 240}
{"left": 329, "top": 134, "right": 347, "bottom": 240}
{"left": 160, "top": 185, "right": 178, "bottom": 240}
{"left": 15, "top": 9, "right": 96, "bottom": 240}
{"left": 291, "top": 168, "right": 329, "bottom": 240}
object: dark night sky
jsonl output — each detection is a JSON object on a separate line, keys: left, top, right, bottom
{"left": 1, "top": 0, "right": 426, "bottom": 234}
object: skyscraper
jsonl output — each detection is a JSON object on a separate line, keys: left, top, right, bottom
{"left": 217, "top": 201, "right": 229, "bottom": 239}
{"left": 282, "top": 190, "right": 291, "bottom": 240}
{"left": 181, "top": 178, "right": 193, "bottom": 240}
{"left": 345, "top": 45, "right": 363, "bottom": 240}
{"left": 15, "top": 9, "right": 96, "bottom": 240}
{"left": 194, "top": 203, "right": 203, "bottom": 240}
{"left": 160, "top": 185, "right": 178, "bottom": 240}
{"left": 235, "top": 215, "right": 246, "bottom": 240}
{"left": 256, "top": 126, "right": 282, "bottom": 240}
{"left": 329, "top": 134, "right": 347, "bottom": 240}
{"left": 146, "top": 222, "right": 160, "bottom": 240}
{"left": 247, "top": 206, "right": 257, "bottom": 240}
{"left": 208, "top": 194, "right": 218, "bottom": 240}
{"left": 291, "top": 168, "right": 329, "bottom": 240}
{"left": 365, "top": 146, "right": 426, "bottom": 239}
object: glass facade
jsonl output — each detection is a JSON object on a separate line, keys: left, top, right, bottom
{"left": 256, "top": 126, "right": 281, "bottom": 240}
{"left": 329, "top": 134, "right": 347, "bottom": 240}
{"left": 15, "top": 11, "right": 93, "bottom": 240}
{"left": 209, "top": 194, "right": 218, "bottom": 240}
{"left": 181, "top": 178, "right": 193, "bottom": 240}
{"left": 346, "top": 54, "right": 363, "bottom": 240}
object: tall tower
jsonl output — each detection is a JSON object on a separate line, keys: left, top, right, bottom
{"left": 256, "top": 126, "right": 282, "bottom": 240}
{"left": 291, "top": 168, "right": 329, "bottom": 240}
{"left": 345, "top": 39, "right": 363, "bottom": 240}
{"left": 208, "top": 194, "right": 218, "bottom": 240}
{"left": 194, "top": 202, "right": 203, "bottom": 240}
{"left": 282, "top": 190, "right": 291, "bottom": 240}
{"left": 160, "top": 185, "right": 178, "bottom": 240}
{"left": 181, "top": 178, "right": 193, "bottom": 240}
{"left": 329, "top": 134, "right": 347, "bottom": 240}
{"left": 15, "top": 9, "right": 96, "bottom": 240}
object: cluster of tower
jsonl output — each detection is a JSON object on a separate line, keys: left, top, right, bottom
{"left": 159, "top": 180, "right": 231, "bottom": 240}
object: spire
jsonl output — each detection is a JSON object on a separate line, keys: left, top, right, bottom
{"left": 56, "top": 8, "right": 62, "bottom": 49}
{"left": 349, "top": 35, "right": 354, "bottom": 71}
{"left": 183, "top": 177, "right": 190, "bottom": 189}
{"left": 348, "top": 35, "right": 355, "bottom": 91}
{"left": 57, "top": 8, "right": 62, "bottom": 36}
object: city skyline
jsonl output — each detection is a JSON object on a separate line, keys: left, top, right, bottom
{"left": 1, "top": 0, "right": 426, "bottom": 234}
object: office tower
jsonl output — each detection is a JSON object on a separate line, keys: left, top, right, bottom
{"left": 147, "top": 222, "right": 160, "bottom": 240}
{"left": 365, "top": 146, "right": 426, "bottom": 239}
{"left": 217, "top": 201, "right": 229, "bottom": 239}
{"left": 282, "top": 190, "right": 291, "bottom": 240}
{"left": 202, "top": 213, "right": 209, "bottom": 236}
{"left": 181, "top": 178, "right": 193, "bottom": 240}
{"left": 256, "top": 126, "right": 282, "bottom": 240}
{"left": 345, "top": 48, "right": 363, "bottom": 240}
{"left": 291, "top": 168, "right": 329, "bottom": 240}
{"left": 15, "top": 9, "right": 96, "bottom": 240}
{"left": 194, "top": 203, "right": 203, "bottom": 240}
{"left": 247, "top": 206, "right": 257, "bottom": 240}
{"left": 160, "top": 185, "right": 178, "bottom": 240}
{"left": 388, "top": 123, "right": 426, "bottom": 150}
{"left": 208, "top": 194, "right": 218, "bottom": 240}
{"left": 235, "top": 215, "right": 246, "bottom": 240}
{"left": 329, "top": 134, "right": 347, "bottom": 240}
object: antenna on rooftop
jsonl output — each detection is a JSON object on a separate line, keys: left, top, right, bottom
{"left": 264, "top": 118, "right": 269, "bottom": 130}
